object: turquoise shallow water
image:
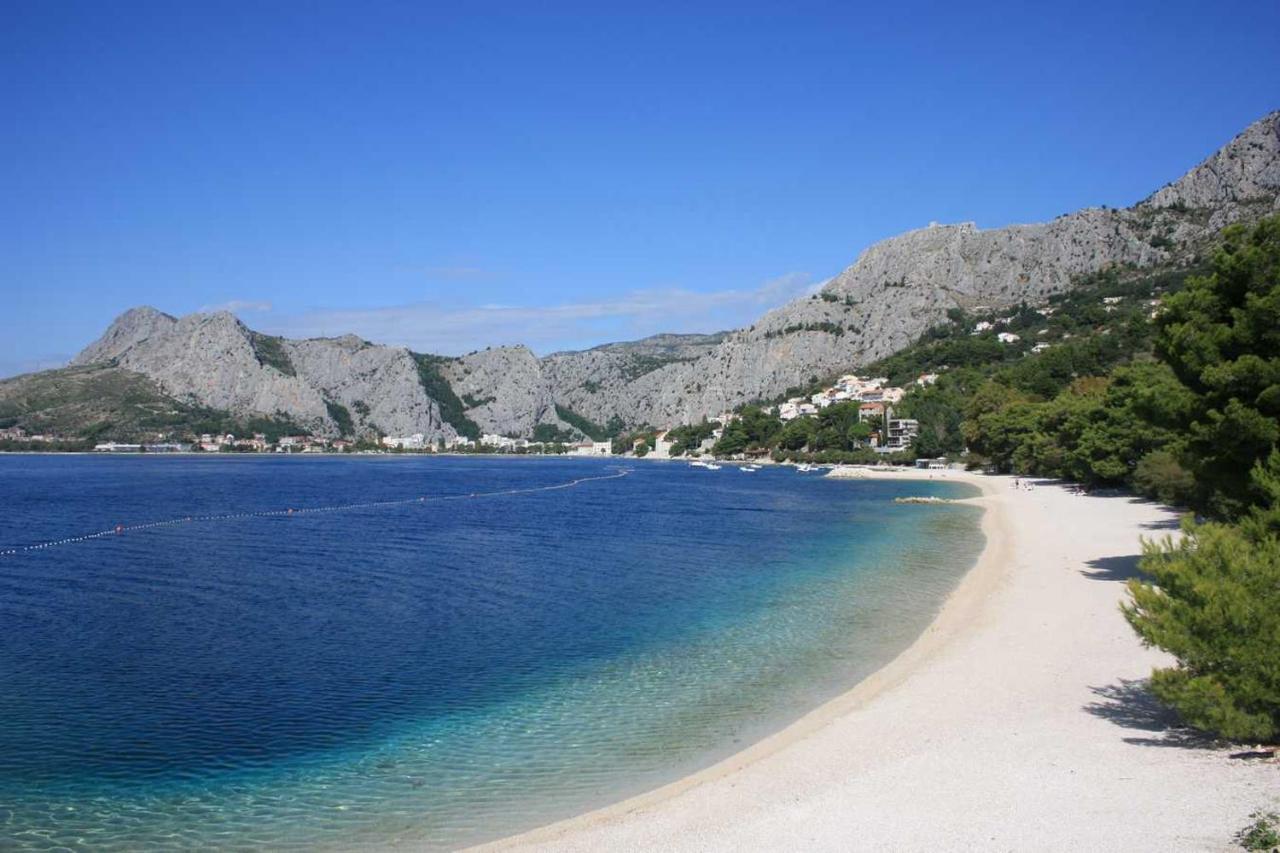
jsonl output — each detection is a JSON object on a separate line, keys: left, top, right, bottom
{"left": 0, "top": 456, "right": 982, "bottom": 850}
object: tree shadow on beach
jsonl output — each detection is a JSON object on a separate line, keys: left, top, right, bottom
{"left": 1083, "top": 679, "right": 1218, "bottom": 749}
{"left": 1081, "top": 554, "right": 1144, "bottom": 582}
{"left": 1139, "top": 513, "right": 1184, "bottom": 531}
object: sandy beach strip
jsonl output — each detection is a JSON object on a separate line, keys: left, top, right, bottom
{"left": 482, "top": 470, "right": 1277, "bottom": 852}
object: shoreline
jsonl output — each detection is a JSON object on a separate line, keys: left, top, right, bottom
{"left": 479, "top": 469, "right": 1276, "bottom": 851}
{"left": 477, "top": 467, "right": 1006, "bottom": 850}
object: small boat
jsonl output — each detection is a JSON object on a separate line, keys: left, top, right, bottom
{"left": 797, "top": 463, "right": 813, "bottom": 472}
{"left": 690, "top": 460, "right": 710, "bottom": 468}
{"left": 705, "top": 463, "right": 722, "bottom": 470}
{"left": 740, "top": 465, "right": 760, "bottom": 472}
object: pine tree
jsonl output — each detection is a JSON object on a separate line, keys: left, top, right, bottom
{"left": 1124, "top": 451, "right": 1280, "bottom": 741}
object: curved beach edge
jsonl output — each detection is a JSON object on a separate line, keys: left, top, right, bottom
{"left": 472, "top": 468, "right": 1010, "bottom": 850}
{"left": 472, "top": 469, "right": 1276, "bottom": 852}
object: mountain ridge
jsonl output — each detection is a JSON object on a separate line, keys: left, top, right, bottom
{"left": 20, "top": 110, "right": 1280, "bottom": 442}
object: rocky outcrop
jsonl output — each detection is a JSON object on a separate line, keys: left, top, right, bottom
{"left": 64, "top": 111, "right": 1280, "bottom": 438}
{"left": 286, "top": 335, "right": 453, "bottom": 440}
{"left": 542, "top": 111, "right": 1280, "bottom": 427}
{"left": 441, "top": 346, "right": 566, "bottom": 438}
{"left": 72, "top": 311, "right": 452, "bottom": 439}
{"left": 1144, "top": 110, "right": 1280, "bottom": 213}
{"left": 73, "top": 306, "right": 178, "bottom": 365}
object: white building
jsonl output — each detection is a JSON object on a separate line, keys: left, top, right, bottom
{"left": 881, "top": 387, "right": 905, "bottom": 404}
{"left": 997, "top": 332, "right": 1021, "bottom": 344}
{"left": 883, "top": 418, "right": 920, "bottom": 451}
{"left": 569, "top": 440, "right": 613, "bottom": 456}
{"left": 651, "top": 431, "right": 676, "bottom": 459}
{"left": 383, "top": 433, "right": 428, "bottom": 450}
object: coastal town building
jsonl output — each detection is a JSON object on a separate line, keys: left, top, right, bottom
{"left": 775, "top": 373, "right": 909, "bottom": 425}
{"left": 383, "top": 433, "right": 428, "bottom": 450}
{"left": 570, "top": 440, "right": 612, "bottom": 456}
{"left": 883, "top": 418, "right": 921, "bottom": 451}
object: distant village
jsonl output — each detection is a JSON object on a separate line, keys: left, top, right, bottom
{"left": 1, "top": 282, "right": 1170, "bottom": 460}
{"left": 0, "top": 371, "right": 927, "bottom": 459}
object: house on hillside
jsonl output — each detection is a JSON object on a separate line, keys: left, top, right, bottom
{"left": 884, "top": 418, "right": 920, "bottom": 451}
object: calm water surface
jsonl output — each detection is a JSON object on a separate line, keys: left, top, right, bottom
{"left": 0, "top": 455, "right": 982, "bottom": 849}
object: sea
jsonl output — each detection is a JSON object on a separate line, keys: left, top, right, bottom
{"left": 0, "top": 455, "right": 983, "bottom": 850}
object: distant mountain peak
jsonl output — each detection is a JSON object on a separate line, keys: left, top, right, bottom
{"left": 45, "top": 110, "right": 1280, "bottom": 440}
{"left": 1144, "top": 110, "right": 1280, "bottom": 209}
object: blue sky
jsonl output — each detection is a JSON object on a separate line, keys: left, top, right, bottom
{"left": 3, "top": 1, "right": 1278, "bottom": 376}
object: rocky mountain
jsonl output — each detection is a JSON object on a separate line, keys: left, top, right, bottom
{"left": 440, "top": 346, "right": 566, "bottom": 438}
{"left": 70, "top": 308, "right": 455, "bottom": 440}
{"left": 32, "top": 110, "right": 1280, "bottom": 442}
{"left": 542, "top": 111, "right": 1279, "bottom": 427}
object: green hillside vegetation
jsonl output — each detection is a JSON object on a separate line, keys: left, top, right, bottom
{"left": 871, "top": 262, "right": 1206, "bottom": 461}
{"left": 249, "top": 332, "right": 296, "bottom": 376}
{"left": 620, "top": 353, "right": 699, "bottom": 381}
{"left": 665, "top": 420, "right": 719, "bottom": 455}
{"left": 323, "top": 399, "right": 354, "bottom": 437}
{"left": 963, "top": 216, "right": 1280, "bottom": 740}
{"left": 411, "top": 353, "right": 481, "bottom": 439}
{"left": 0, "top": 364, "right": 307, "bottom": 444}
{"left": 958, "top": 219, "right": 1277, "bottom": 512}
{"left": 554, "top": 403, "right": 624, "bottom": 441}
{"left": 532, "top": 422, "right": 577, "bottom": 444}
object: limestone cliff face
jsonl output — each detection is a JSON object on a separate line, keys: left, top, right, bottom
{"left": 286, "top": 336, "right": 453, "bottom": 440}
{"left": 67, "top": 111, "right": 1280, "bottom": 438}
{"left": 72, "top": 311, "right": 451, "bottom": 439}
{"left": 440, "top": 346, "right": 566, "bottom": 437}
{"left": 1145, "top": 110, "right": 1280, "bottom": 214}
{"left": 542, "top": 111, "right": 1280, "bottom": 427}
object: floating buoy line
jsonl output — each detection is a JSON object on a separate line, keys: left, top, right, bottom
{"left": 0, "top": 467, "right": 633, "bottom": 558}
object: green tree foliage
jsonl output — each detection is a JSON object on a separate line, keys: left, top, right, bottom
{"left": 554, "top": 404, "right": 621, "bottom": 441}
{"left": 324, "top": 399, "right": 354, "bottom": 436}
{"left": 897, "top": 368, "right": 986, "bottom": 456}
{"left": 1124, "top": 452, "right": 1280, "bottom": 741}
{"left": 1154, "top": 217, "right": 1280, "bottom": 518}
{"left": 532, "top": 422, "right": 576, "bottom": 444}
{"left": 666, "top": 420, "right": 720, "bottom": 455}
{"left": 411, "top": 354, "right": 481, "bottom": 439}
{"left": 712, "top": 406, "right": 780, "bottom": 455}
{"left": 963, "top": 216, "right": 1276, "bottom": 509}
{"left": 963, "top": 363, "right": 1197, "bottom": 488}
{"left": 776, "top": 416, "right": 816, "bottom": 451}
{"left": 249, "top": 332, "right": 297, "bottom": 376}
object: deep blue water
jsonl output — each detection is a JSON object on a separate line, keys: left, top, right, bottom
{"left": 0, "top": 455, "right": 982, "bottom": 850}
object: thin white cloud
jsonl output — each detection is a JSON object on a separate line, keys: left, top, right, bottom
{"left": 199, "top": 299, "right": 274, "bottom": 314}
{"left": 263, "top": 273, "right": 820, "bottom": 355}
